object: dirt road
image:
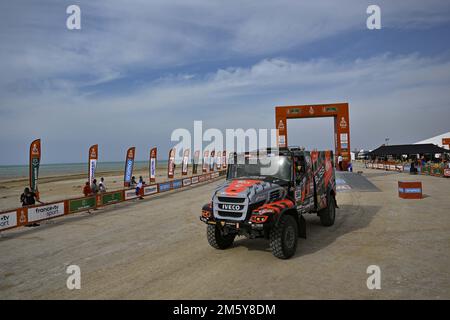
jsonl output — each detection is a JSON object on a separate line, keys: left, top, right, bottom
{"left": 0, "top": 168, "right": 449, "bottom": 299}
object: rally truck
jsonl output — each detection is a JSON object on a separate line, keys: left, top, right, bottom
{"left": 200, "top": 147, "right": 337, "bottom": 259}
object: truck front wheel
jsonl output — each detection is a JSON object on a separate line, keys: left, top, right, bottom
{"left": 206, "top": 224, "right": 236, "bottom": 250}
{"left": 270, "top": 215, "right": 298, "bottom": 259}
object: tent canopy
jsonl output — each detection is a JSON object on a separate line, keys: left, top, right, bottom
{"left": 369, "top": 144, "right": 449, "bottom": 156}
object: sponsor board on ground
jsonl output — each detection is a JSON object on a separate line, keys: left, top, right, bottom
{"left": 191, "top": 176, "right": 199, "bottom": 184}
{"left": 173, "top": 180, "right": 183, "bottom": 189}
{"left": 125, "top": 189, "right": 138, "bottom": 200}
{"left": 28, "top": 202, "right": 65, "bottom": 222}
{"left": 0, "top": 211, "right": 17, "bottom": 231}
{"left": 69, "top": 197, "right": 96, "bottom": 213}
{"left": 144, "top": 185, "right": 158, "bottom": 195}
{"left": 102, "top": 191, "right": 123, "bottom": 205}
{"left": 182, "top": 178, "right": 192, "bottom": 186}
{"left": 444, "top": 168, "right": 450, "bottom": 177}
{"left": 389, "top": 165, "right": 396, "bottom": 171}
{"left": 395, "top": 165, "right": 404, "bottom": 171}
{"left": 159, "top": 182, "right": 171, "bottom": 192}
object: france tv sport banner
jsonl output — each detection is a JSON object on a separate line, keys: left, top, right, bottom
{"left": 192, "top": 150, "right": 200, "bottom": 174}
{"left": 88, "top": 144, "right": 98, "bottom": 186}
{"left": 29, "top": 139, "right": 41, "bottom": 198}
{"left": 149, "top": 147, "right": 157, "bottom": 183}
{"left": 124, "top": 147, "right": 136, "bottom": 187}
{"left": 168, "top": 148, "right": 176, "bottom": 179}
{"left": 209, "top": 150, "right": 215, "bottom": 171}
{"left": 202, "top": 150, "right": 209, "bottom": 173}
{"left": 182, "top": 149, "right": 190, "bottom": 176}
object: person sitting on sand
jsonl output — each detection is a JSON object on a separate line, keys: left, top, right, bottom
{"left": 91, "top": 179, "right": 99, "bottom": 194}
{"left": 99, "top": 177, "right": 106, "bottom": 193}
{"left": 83, "top": 182, "right": 92, "bottom": 197}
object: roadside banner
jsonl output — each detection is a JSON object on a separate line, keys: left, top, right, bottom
{"left": 168, "top": 148, "right": 176, "bottom": 179}
{"left": 209, "top": 150, "right": 215, "bottom": 171}
{"left": 102, "top": 191, "right": 123, "bottom": 205}
{"left": 88, "top": 144, "right": 98, "bottom": 186}
{"left": 222, "top": 150, "right": 227, "bottom": 169}
{"left": 182, "top": 149, "right": 190, "bottom": 176}
{"left": 202, "top": 150, "right": 209, "bottom": 173}
{"left": 29, "top": 139, "right": 41, "bottom": 199}
{"left": 28, "top": 202, "right": 65, "bottom": 222}
{"left": 149, "top": 147, "right": 157, "bottom": 183}
{"left": 124, "top": 147, "right": 136, "bottom": 187}
{"left": 192, "top": 150, "right": 200, "bottom": 174}
{"left": 0, "top": 211, "right": 18, "bottom": 231}
{"left": 69, "top": 197, "right": 96, "bottom": 213}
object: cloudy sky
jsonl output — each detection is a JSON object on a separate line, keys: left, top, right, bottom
{"left": 1, "top": 0, "right": 450, "bottom": 164}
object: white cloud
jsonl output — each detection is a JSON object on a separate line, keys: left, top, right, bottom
{"left": 1, "top": 53, "right": 450, "bottom": 163}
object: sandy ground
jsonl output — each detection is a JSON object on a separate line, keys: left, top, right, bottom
{"left": 0, "top": 164, "right": 449, "bottom": 299}
{"left": 0, "top": 167, "right": 198, "bottom": 211}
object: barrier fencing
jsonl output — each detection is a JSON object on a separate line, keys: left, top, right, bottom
{"left": 0, "top": 170, "right": 226, "bottom": 232}
{"left": 365, "top": 161, "right": 450, "bottom": 178}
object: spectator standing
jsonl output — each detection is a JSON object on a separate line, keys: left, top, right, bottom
{"left": 20, "top": 187, "right": 42, "bottom": 227}
{"left": 83, "top": 182, "right": 92, "bottom": 196}
{"left": 99, "top": 177, "right": 107, "bottom": 193}
{"left": 91, "top": 179, "right": 99, "bottom": 194}
{"left": 338, "top": 154, "right": 344, "bottom": 171}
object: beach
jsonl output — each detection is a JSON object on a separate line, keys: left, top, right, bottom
{"left": 0, "top": 165, "right": 201, "bottom": 212}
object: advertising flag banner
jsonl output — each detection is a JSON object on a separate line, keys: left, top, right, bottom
{"left": 88, "top": 144, "right": 98, "bottom": 186}
{"left": 209, "top": 150, "right": 215, "bottom": 171}
{"left": 124, "top": 147, "right": 136, "bottom": 187}
{"left": 168, "top": 148, "right": 176, "bottom": 179}
{"left": 216, "top": 151, "right": 222, "bottom": 170}
{"left": 222, "top": 150, "right": 227, "bottom": 169}
{"left": 149, "top": 147, "right": 157, "bottom": 183}
{"left": 202, "top": 150, "right": 209, "bottom": 173}
{"left": 29, "top": 139, "right": 41, "bottom": 198}
{"left": 192, "top": 150, "right": 200, "bottom": 174}
{"left": 182, "top": 149, "right": 190, "bottom": 176}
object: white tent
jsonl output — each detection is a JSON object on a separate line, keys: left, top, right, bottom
{"left": 415, "top": 131, "right": 450, "bottom": 150}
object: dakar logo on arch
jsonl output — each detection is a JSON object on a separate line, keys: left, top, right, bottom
{"left": 340, "top": 117, "right": 348, "bottom": 128}
{"left": 128, "top": 149, "right": 134, "bottom": 158}
{"left": 90, "top": 148, "right": 97, "bottom": 158}
{"left": 278, "top": 120, "right": 285, "bottom": 130}
{"left": 309, "top": 106, "right": 315, "bottom": 115}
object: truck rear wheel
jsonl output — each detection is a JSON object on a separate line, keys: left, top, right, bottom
{"left": 319, "top": 195, "right": 336, "bottom": 226}
{"left": 270, "top": 215, "right": 298, "bottom": 259}
{"left": 206, "top": 224, "right": 235, "bottom": 250}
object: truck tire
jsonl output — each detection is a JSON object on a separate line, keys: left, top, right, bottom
{"left": 319, "top": 195, "right": 336, "bottom": 227}
{"left": 270, "top": 215, "right": 298, "bottom": 259}
{"left": 206, "top": 224, "right": 235, "bottom": 250}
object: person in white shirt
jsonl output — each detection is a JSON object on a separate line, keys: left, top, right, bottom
{"left": 338, "top": 154, "right": 343, "bottom": 171}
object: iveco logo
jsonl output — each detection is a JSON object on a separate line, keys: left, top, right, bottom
{"left": 219, "top": 204, "right": 243, "bottom": 211}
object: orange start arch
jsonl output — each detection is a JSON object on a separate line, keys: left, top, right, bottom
{"left": 275, "top": 102, "right": 350, "bottom": 170}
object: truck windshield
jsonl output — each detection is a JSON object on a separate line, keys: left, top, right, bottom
{"left": 227, "top": 155, "right": 292, "bottom": 181}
